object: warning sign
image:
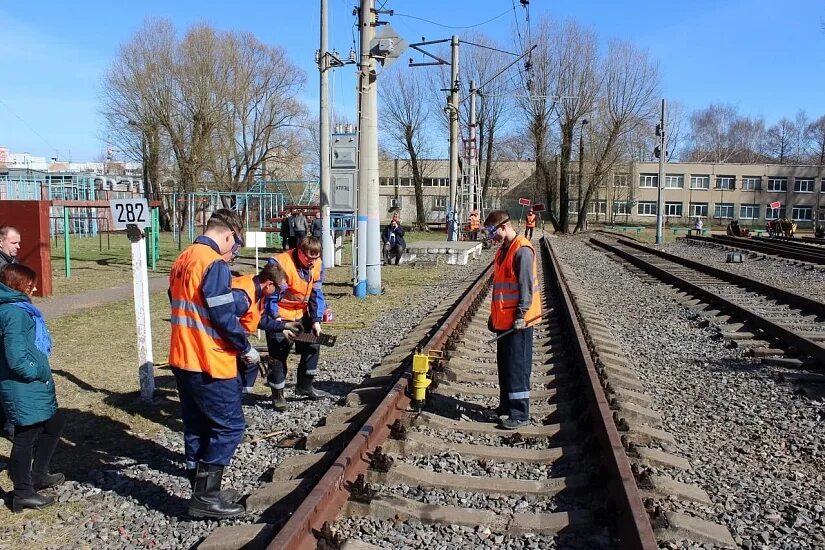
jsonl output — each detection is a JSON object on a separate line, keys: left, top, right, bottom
{"left": 518, "top": 198, "right": 531, "bottom": 206}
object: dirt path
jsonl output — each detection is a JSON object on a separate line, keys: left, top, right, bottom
{"left": 36, "top": 276, "right": 170, "bottom": 320}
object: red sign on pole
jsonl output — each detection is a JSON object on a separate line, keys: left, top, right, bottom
{"left": 518, "top": 198, "right": 531, "bottom": 206}
{"left": 531, "top": 203, "right": 545, "bottom": 212}
{"left": 769, "top": 201, "right": 781, "bottom": 209}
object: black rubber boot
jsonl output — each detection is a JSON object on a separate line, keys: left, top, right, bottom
{"left": 186, "top": 468, "right": 241, "bottom": 504}
{"left": 294, "top": 376, "right": 331, "bottom": 401}
{"left": 33, "top": 472, "right": 65, "bottom": 491}
{"left": 271, "top": 389, "right": 288, "bottom": 411}
{"left": 12, "top": 492, "right": 54, "bottom": 513}
{"left": 187, "top": 463, "right": 244, "bottom": 518}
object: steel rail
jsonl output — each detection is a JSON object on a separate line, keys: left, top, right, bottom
{"left": 268, "top": 262, "right": 494, "bottom": 550}
{"left": 543, "top": 239, "right": 657, "bottom": 550}
{"left": 685, "top": 234, "right": 825, "bottom": 264}
{"left": 592, "top": 237, "right": 825, "bottom": 365}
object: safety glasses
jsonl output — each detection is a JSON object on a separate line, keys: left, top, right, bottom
{"left": 231, "top": 232, "right": 243, "bottom": 258}
{"left": 484, "top": 218, "right": 510, "bottom": 240}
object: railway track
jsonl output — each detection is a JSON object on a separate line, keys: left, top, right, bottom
{"left": 592, "top": 236, "right": 825, "bottom": 367}
{"left": 198, "top": 237, "right": 739, "bottom": 549}
{"left": 684, "top": 234, "right": 825, "bottom": 265}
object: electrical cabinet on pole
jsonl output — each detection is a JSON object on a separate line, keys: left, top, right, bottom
{"left": 447, "top": 36, "right": 460, "bottom": 241}
{"left": 655, "top": 99, "right": 667, "bottom": 245}
{"left": 319, "top": 0, "right": 334, "bottom": 269}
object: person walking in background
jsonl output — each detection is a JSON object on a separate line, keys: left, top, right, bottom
{"left": 382, "top": 218, "right": 406, "bottom": 266}
{"left": 0, "top": 226, "right": 21, "bottom": 273}
{"left": 524, "top": 208, "right": 537, "bottom": 240}
{"left": 291, "top": 209, "right": 308, "bottom": 248}
{"left": 280, "top": 212, "right": 293, "bottom": 252}
{"left": 264, "top": 236, "right": 329, "bottom": 411}
{"left": 310, "top": 211, "right": 323, "bottom": 240}
{"left": 483, "top": 210, "right": 542, "bottom": 430}
{"left": 693, "top": 217, "right": 703, "bottom": 236}
{"left": 168, "top": 208, "right": 259, "bottom": 518}
{"left": 467, "top": 209, "right": 480, "bottom": 241}
{"left": 0, "top": 226, "right": 21, "bottom": 443}
{"left": 0, "top": 264, "right": 66, "bottom": 512}
{"left": 231, "top": 262, "right": 286, "bottom": 394}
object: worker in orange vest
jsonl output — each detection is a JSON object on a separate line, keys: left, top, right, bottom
{"left": 230, "top": 262, "right": 288, "bottom": 394}
{"left": 263, "top": 236, "right": 329, "bottom": 411}
{"left": 467, "top": 209, "right": 480, "bottom": 241}
{"left": 524, "top": 208, "right": 537, "bottom": 240}
{"left": 484, "top": 210, "right": 542, "bottom": 430}
{"left": 168, "top": 209, "right": 257, "bottom": 518}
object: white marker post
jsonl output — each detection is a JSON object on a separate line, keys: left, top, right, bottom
{"left": 244, "top": 230, "right": 268, "bottom": 270}
{"left": 110, "top": 198, "right": 154, "bottom": 402}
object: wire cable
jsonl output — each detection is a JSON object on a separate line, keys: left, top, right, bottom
{"left": 393, "top": 8, "right": 511, "bottom": 30}
{"left": 0, "top": 96, "right": 56, "bottom": 152}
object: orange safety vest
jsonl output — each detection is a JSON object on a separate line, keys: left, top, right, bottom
{"left": 526, "top": 213, "right": 536, "bottom": 228}
{"left": 491, "top": 235, "right": 542, "bottom": 331}
{"left": 271, "top": 251, "right": 322, "bottom": 321}
{"left": 169, "top": 243, "right": 238, "bottom": 379}
{"left": 232, "top": 274, "right": 264, "bottom": 334}
{"left": 469, "top": 213, "right": 480, "bottom": 230}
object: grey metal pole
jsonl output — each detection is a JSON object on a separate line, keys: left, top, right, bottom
{"left": 364, "top": 1, "right": 381, "bottom": 295}
{"left": 355, "top": 0, "right": 375, "bottom": 297}
{"left": 468, "top": 80, "right": 477, "bottom": 215}
{"left": 319, "top": 0, "right": 334, "bottom": 269}
{"left": 655, "top": 99, "right": 667, "bottom": 244}
{"left": 447, "top": 35, "right": 460, "bottom": 241}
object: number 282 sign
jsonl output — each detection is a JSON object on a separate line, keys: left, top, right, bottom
{"left": 110, "top": 198, "right": 150, "bottom": 230}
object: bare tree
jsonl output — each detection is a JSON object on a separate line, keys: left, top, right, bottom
{"left": 765, "top": 117, "right": 797, "bottom": 164}
{"left": 208, "top": 33, "right": 306, "bottom": 190}
{"left": 379, "top": 66, "right": 435, "bottom": 230}
{"left": 806, "top": 115, "right": 825, "bottom": 165}
{"left": 573, "top": 41, "right": 659, "bottom": 232}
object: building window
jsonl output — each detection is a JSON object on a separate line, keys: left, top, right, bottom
{"left": 767, "top": 177, "right": 787, "bottom": 192}
{"left": 482, "top": 197, "right": 497, "bottom": 210}
{"left": 637, "top": 201, "right": 657, "bottom": 216}
{"left": 501, "top": 179, "right": 510, "bottom": 188}
{"left": 639, "top": 174, "right": 658, "bottom": 188}
{"left": 588, "top": 201, "right": 607, "bottom": 214}
{"left": 716, "top": 176, "right": 735, "bottom": 190}
{"left": 568, "top": 199, "right": 578, "bottom": 214}
{"left": 664, "top": 175, "right": 684, "bottom": 189}
{"left": 379, "top": 177, "right": 391, "bottom": 186}
{"left": 613, "top": 173, "right": 629, "bottom": 187}
{"left": 689, "top": 202, "right": 708, "bottom": 217}
{"left": 432, "top": 197, "right": 447, "bottom": 210}
{"left": 740, "top": 204, "right": 760, "bottom": 219}
{"left": 741, "top": 177, "right": 761, "bottom": 190}
{"left": 714, "top": 202, "right": 734, "bottom": 219}
{"left": 664, "top": 202, "right": 683, "bottom": 217}
{"left": 819, "top": 209, "right": 825, "bottom": 221}
{"left": 399, "top": 177, "right": 411, "bottom": 187}
{"left": 690, "top": 175, "right": 710, "bottom": 189}
{"left": 613, "top": 201, "right": 630, "bottom": 214}
{"left": 794, "top": 178, "right": 814, "bottom": 193}
{"left": 390, "top": 197, "right": 402, "bottom": 208}
{"left": 766, "top": 205, "right": 786, "bottom": 219}
{"left": 567, "top": 173, "right": 579, "bottom": 187}
{"left": 792, "top": 206, "right": 813, "bottom": 221}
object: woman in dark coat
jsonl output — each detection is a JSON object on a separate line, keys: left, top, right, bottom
{"left": 0, "top": 264, "right": 66, "bottom": 512}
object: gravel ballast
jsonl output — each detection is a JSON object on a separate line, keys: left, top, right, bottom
{"left": 2, "top": 254, "right": 494, "bottom": 550}
{"left": 553, "top": 235, "right": 825, "bottom": 549}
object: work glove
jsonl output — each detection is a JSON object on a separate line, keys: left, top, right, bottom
{"left": 312, "top": 322, "right": 322, "bottom": 336}
{"left": 283, "top": 321, "right": 303, "bottom": 333}
{"left": 513, "top": 318, "right": 526, "bottom": 331}
{"left": 487, "top": 316, "right": 495, "bottom": 333}
{"left": 258, "top": 357, "right": 270, "bottom": 379}
{"left": 242, "top": 346, "right": 261, "bottom": 365}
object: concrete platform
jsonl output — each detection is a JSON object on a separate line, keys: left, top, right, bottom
{"left": 404, "top": 241, "right": 484, "bottom": 265}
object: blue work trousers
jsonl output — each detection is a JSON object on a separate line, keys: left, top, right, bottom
{"left": 264, "top": 317, "right": 320, "bottom": 390}
{"left": 496, "top": 325, "right": 533, "bottom": 422}
{"left": 172, "top": 368, "right": 245, "bottom": 468}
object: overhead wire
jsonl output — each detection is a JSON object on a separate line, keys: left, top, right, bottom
{"left": 393, "top": 8, "right": 511, "bottom": 30}
{"left": 0, "top": 96, "right": 56, "bottom": 152}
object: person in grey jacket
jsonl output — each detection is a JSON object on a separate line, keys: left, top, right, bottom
{"left": 310, "top": 212, "right": 323, "bottom": 239}
{"left": 291, "top": 210, "right": 308, "bottom": 247}
{"left": 0, "top": 264, "right": 66, "bottom": 512}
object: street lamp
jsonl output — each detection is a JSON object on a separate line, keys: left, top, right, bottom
{"left": 578, "top": 119, "right": 589, "bottom": 220}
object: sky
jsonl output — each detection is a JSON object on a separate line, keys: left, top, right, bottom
{"left": 1, "top": 0, "right": 824, "bottom": 162}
